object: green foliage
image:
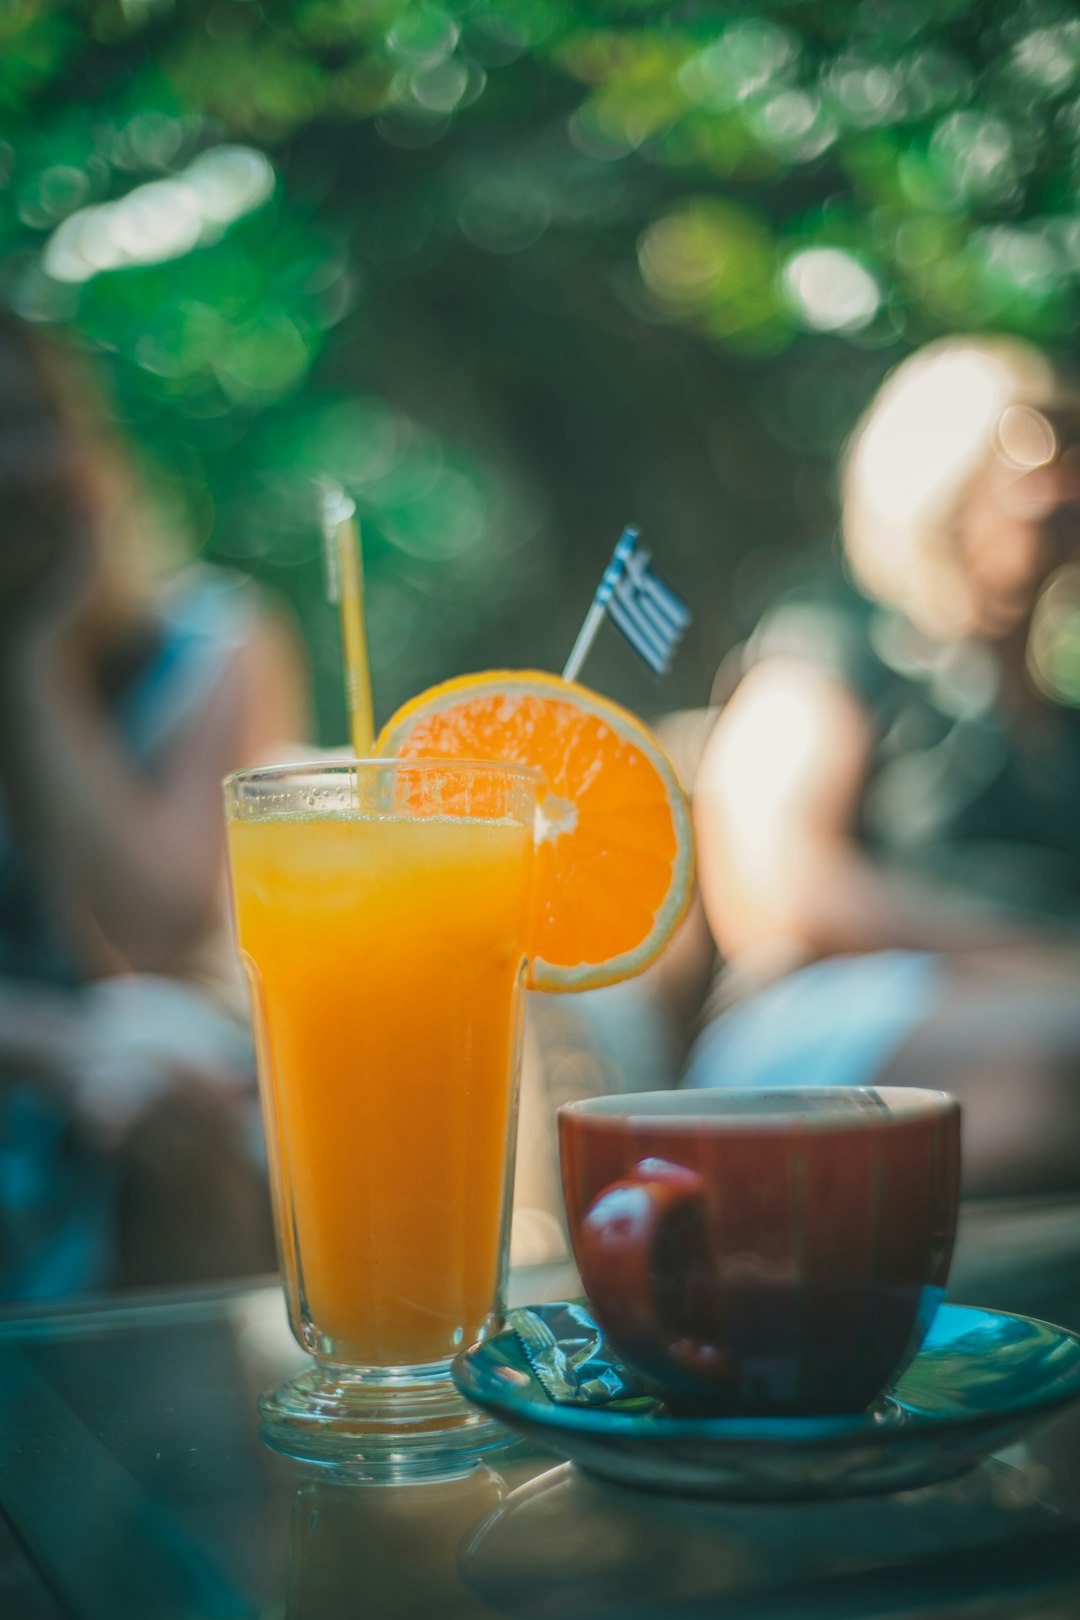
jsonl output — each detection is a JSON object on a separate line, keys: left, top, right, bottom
{"left": 4, "top": 0, "right": 1080, "bottom": 727}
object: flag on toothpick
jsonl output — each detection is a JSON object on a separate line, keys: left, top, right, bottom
{"left": 562, "top": 527, "right": 691, "bottom": 683}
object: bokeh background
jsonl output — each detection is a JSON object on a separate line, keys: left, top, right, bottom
{"left": 5, "top": 0, "right": 1079, "bottom": 736}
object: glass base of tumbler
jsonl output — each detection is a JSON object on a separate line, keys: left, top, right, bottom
{"left": 258, "top": 1360, "right": 513, "bottom": 1483}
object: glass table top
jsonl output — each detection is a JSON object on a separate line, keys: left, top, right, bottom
{"left": 0, "top": 1211, "right": 1078, "bottom": 1620}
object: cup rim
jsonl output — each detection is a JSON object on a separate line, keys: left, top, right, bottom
{"left": 558, "top": 1086, "right": 959, "bottom": 1129}
{"left": 224, "top": 756, "right": 543, "bottom": 791}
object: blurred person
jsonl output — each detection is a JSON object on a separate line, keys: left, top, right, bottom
{"left": 0, "top": 314, "right": 309, "bottom": 1299}
{"left": 689, "top": 335, "right": 1080, "bottom": 1196}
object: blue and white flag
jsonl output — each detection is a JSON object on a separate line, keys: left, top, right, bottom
{"left": 563, "top": 526, "right": 690, "bottom": 682}
{"left": 597, "top": 527, "right": 690, "bottom": 676}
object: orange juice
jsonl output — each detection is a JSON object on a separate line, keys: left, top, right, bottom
{"left": 228, "top": 806, "right": 533, "bottom": 1366}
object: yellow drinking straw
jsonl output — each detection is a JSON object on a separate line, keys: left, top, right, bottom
{"left": 320, "top": 482, "right": 375, "bottom": 757}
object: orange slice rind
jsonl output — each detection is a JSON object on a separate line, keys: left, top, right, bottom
{"left": 375, "top": 670, "right": 694, "bottom": 993}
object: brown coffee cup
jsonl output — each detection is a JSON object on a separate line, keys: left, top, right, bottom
{"left": 558, "top": 1088, "right": 960, "bottom": 1415}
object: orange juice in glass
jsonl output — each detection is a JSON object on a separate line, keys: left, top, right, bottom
{"left": 224, "top": 758, "right": 537, "bottom": 1476}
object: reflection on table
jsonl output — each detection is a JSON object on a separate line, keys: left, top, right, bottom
{"left": 463, "top": 1456, "right": 1080, "bottom": 1619}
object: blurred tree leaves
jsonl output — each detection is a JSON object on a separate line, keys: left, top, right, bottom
{"left": 4, "top": 0, "right": 1080, "bottom": 729}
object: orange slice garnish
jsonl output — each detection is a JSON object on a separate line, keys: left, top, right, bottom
{"left": 375, "top": 670, "right": 694, "bottom": 992}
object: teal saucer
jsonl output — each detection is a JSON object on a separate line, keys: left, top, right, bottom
{"left": 452, "top": 1303, "right": 1080, "bottom": 1500}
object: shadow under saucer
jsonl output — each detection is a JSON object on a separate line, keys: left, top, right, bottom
{"left": 461, "top": 1456, "right": 1080, "bottom": 1620}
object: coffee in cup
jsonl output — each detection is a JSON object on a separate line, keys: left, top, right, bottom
{"left": 558, "top": 1087, "right": 960, "bottom": 1415}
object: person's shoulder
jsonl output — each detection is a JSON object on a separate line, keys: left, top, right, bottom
{"left": 118, "top": 563, "right": 308, "bottom": 759}
{"left": 155, "top": 562, "right": 261, "bottom": 647}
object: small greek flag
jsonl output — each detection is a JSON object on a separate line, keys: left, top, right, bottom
{"left": 563, "top": 527, "right": 690, "bottom": 682}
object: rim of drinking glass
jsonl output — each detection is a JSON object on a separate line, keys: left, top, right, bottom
{"left": 223, "top": 757, "right": 544, "bottom": 792}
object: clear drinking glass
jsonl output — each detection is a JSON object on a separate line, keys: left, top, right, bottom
{"left": 224, "top": 758, "right": 538, "bottom": 1478}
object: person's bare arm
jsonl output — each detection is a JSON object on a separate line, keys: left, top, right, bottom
{"left": 0, "top": 605, "right": 310, "bottom": 977}
{"left": 693, "top": 657, "right": 1035, "bottom": 967}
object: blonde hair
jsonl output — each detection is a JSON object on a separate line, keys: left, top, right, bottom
{"left": 842, "top": 335, "right": 1076, "bottom": 638}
